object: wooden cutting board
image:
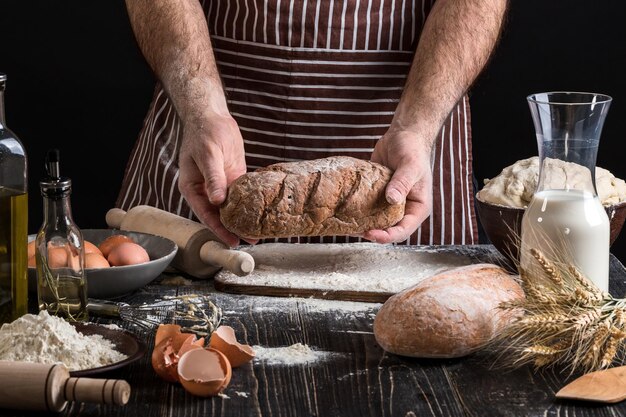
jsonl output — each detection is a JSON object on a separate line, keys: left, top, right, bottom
{"left": 214, "top": 243, "right": 493, "bottom": 302}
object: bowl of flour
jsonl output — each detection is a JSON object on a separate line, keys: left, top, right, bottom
{"left": 0, "top": 310, "right": 146, "bottom": 375}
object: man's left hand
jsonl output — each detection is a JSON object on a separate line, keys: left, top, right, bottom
{"left": 364, "top": 129, "right": 433, "bottom": 243}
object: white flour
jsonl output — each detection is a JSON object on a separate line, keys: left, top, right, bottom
{"left": 0, "top": 311, "right": 127, "bottom": 371}
{"left": 251, "top": 296, "right": 380, "bottom": 317}
{"left": 217, "top": 243, "right": 473, "bottom": 294}
{"left": 253, "top": 343, "right": 331, "bottom": 365}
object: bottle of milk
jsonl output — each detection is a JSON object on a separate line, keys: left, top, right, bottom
{"left": 520, "top": 92, "right": 612, "bottom": 292}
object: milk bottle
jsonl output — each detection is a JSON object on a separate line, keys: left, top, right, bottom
{"left": 520, "top": 92, "right": 612, "bottom": 292}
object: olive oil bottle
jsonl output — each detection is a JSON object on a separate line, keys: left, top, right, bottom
{"left": 36, "top": 149, "right": 88, "bottom": 321}
{"left": 0, "top": 74, "right": 28, "bottom": 324}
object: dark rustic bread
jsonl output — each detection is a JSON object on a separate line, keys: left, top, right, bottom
{"left": 220, "top": 156, "right": 405, "bottom": 239}
{"left": 374, "top": 264, "right": 524, "bottom": 358}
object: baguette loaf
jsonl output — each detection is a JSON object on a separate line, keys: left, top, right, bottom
{"left": 220, "top": 156, "right": 405, "bottom": 239}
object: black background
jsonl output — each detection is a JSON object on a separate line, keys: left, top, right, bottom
{"left": 1, "top": 1, "right": 625, "bottom": 262}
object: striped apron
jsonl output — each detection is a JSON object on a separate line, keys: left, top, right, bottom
{"left": 116, "top": 0, "right": 478, "bottom": 245}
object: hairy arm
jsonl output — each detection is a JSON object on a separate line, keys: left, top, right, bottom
{"left": 394, "top": 0, "right": 507, "bottom": 145}
{"left": 125, "top": 0, "right": 228, "bottom": 121}
{"left": 125, "top": 0, "right": 246, "bottom": 247}
{"left": 368, "top": 0, "right": 507, "bottom": 243}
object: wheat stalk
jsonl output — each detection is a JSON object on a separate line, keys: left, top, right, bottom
{"left": 493, "top": 246, "right": 626, "bottom": 374}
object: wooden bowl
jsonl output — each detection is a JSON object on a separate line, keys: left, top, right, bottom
{"left": 476, "top": 196, "right": 626, "bottom": 264}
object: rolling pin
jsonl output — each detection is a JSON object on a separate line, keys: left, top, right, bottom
{"left": 106, "top": 205, "right": 254, "bottom": 278}
{"left": 0, "top": 361, "right": 130, "bottom": 412}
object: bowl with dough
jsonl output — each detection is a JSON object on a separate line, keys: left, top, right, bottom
{"left": 475, "top": 157, "right": 626, "bottom": 264}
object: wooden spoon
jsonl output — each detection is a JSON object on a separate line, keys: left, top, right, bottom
{"left": 556, "top": 365, "right": 626, "bottom": 403}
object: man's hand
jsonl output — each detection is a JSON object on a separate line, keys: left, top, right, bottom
{"left": 364, "top": 129, "right": 433, "bottom": 243}
{"left": 178, "top": 113, "right": 247, "bottom": 247}
{"left": 361, "top": 0, "right": 506, "bottom": 244}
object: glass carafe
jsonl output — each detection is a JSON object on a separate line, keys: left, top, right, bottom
{"left": 520, "top": 92, "right": 612, "bottom": 292}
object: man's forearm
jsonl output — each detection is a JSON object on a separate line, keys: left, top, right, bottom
{"left": 393, "top": 0, "right": 507, "bottom": 146}
{"left": 125, "top": 0, "right": 228, "bottom": 121}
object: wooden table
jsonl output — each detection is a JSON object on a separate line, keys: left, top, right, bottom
{"left": 6, "top": 245, "right": 626, "bottom": 417}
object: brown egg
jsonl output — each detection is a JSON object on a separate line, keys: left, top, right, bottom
{"left": 85, "top": 253, "right": 110, "bottom": 269}
{"left": 84, "top": 240, "right": 103, "bottom": 256}
{"left": 177, "top": 348, "right": 232, "bottom": 397}
{"left": 107, "top": 242, "right": 150, "bottom": 266}
{"left": 47, "top": 247, "right": 69, "bottom": 268}
{"left": 67, "top": 253, "right": 81, "bottom": 271}
{"left": 209, "top": 326, "right": 255, "bottom": 368}
{"left": 27, "top": 241, "right": 36, "bottom": 259}
{"left": 98, "top": 235, "right": 135, "bottom": 258}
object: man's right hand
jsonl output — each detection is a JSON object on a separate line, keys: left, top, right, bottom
{"left": 178, "top": 113, "right": 247, "bottom": 247}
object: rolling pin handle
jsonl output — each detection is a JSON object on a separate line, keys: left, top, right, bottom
{"left": 199, "top": 241, "right": 255, "bottom": 276}
{"left": 65, "top": 377, "right": 131, "bottom": 406}
{"left": 105, "top": 208, "right": 127, "bottom": 229}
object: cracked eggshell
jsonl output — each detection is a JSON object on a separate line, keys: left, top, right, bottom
{"left": 209, "top": 325, "right": 255, "bottom": 368}
{"left": 178, "top": 348, "right": 232, "bottom": 397}
{"left": 152, "top": 325, "right": 205, "bottom": 383}
{"left": 155, "top": 324, "right": 183, "bottom": 347}
{"left": 151, "top": 338, "right": 180, "bottom": 383}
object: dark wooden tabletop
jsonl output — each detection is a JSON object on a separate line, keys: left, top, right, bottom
{"left": 6, "top": 245, "right": 626, "bottom": 417}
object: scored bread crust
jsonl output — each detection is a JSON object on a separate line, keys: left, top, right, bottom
{"left": 219, "top": 156, "right": 405, "bottom": 239}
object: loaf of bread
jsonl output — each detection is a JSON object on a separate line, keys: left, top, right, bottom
{"left": 373, "top": 264, "right": 523, "bottom": 358}
{"left": 220, "top": 156, "right": 405, "bottom": 239}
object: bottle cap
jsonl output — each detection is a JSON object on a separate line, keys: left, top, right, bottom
{"left": 40, "top": 149, "right": 71, "bottom": 198}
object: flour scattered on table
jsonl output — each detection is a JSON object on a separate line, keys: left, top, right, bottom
{"left": 159, "top": 275, "right": 193, "bottom": 286}
{"left": 234, "top": 391, "right": 249, "bottom": 398}
{"left": 100, "top": 323, "right": 122, "bottom": 330}
{"left": 252, "top": 296, "right": 380, "bottom": 315}
{"left": 0, "top": 311, "right": 127, "bottom": 371}
{"left": 216, "top": 243, "right": 474, "bottom": 294}
{"left": 253, "top": 343, "right": 331, "bottom": 365}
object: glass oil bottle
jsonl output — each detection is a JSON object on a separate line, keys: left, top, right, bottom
{"left": 36, "top": 149, "right": 88, "bottom": 321}
{"left": 0, "top": 73, "right": 28, "bottom": 324}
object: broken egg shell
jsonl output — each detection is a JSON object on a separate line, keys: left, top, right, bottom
{"left": 152, "top": 325, "right": 206, "bottom": 384}
{"left": 209, "top": 325, "right": 255, "bottom": 368}
{"left": 151, "top": 338, "right": 180, "bottom": 383}
{"left": 98, "top": 235, "right": 135, "bottom": 258}
{"left": 172, "top": 333, "right": 205, "bottom": 353}
{"left": 155, "top": 324, "right": 183, "bottom": 347}
{"left": 178, "top": 348, "right": 232, "bottom": 397}
{"left": 178, "top": 336, "right": 205, "bottom": 358}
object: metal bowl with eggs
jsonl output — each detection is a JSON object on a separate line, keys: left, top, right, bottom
{"left": 28, "top": 229, "right": 178, "bottom": 298}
